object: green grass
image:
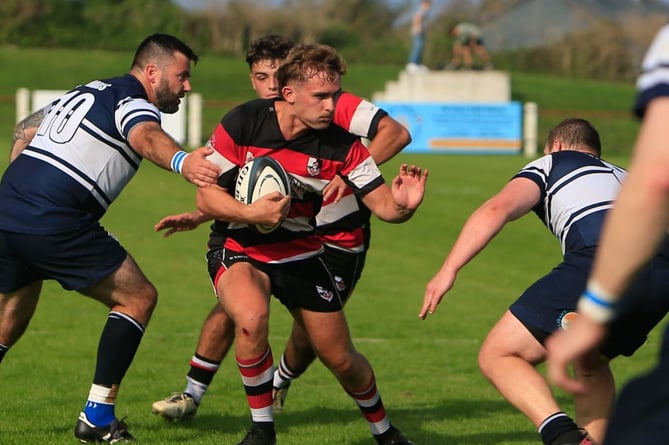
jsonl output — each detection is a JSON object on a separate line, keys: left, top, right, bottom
{"left": 0, "top": 45, "right": 659, "bottom": 444}
{"left": 0, "top": 151, "right": 665, "bottom": 444}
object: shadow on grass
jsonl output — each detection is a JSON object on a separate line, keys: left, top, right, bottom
{"left": 144, "top": 397, "right": 539, "bottom": 445}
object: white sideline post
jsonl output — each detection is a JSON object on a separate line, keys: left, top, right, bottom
{"left": 523, "top": 102, "right": 538, "bottom": 157}
{"left": 188, "top": 93, "right": 202, "bottom": 148}
{"left": 15, "top": 88, "right": 30, "bottom": 122}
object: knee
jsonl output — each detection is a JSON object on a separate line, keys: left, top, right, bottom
{"left": 477, "top": 344, "right": 499, "bottom": 379}
{"left": 235, "top": 309, "right": 270, "bottom": 345}
{"left": 139, "top": 281, "right": 158, "bottom": 313}
{"left": 320, "top": 347, "right": 358, "bottom": 377}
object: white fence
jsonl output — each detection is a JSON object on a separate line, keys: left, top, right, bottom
{"left": 15, "top": 88, "right": 203, "bottom": 148}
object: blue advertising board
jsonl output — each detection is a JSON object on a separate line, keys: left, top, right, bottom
{"left": 375, "top": 101, "right": 523, "bottom": 154}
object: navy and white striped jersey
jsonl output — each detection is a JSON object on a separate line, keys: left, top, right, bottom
{"left": 635, "top": 24, "right": 669, "bottom": 117}
{"left": 0, "top": 74, "right": 160, "bottom": 235}
{"left": 514, "top": 151, "right": 626, "bottom": 254}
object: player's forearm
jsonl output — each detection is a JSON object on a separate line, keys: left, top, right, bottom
{"left": 366, "top": 117, "right": 411, "bottom": 165}
{"left": 130, "top": 122, "right": 184, "bottom": 171}
{"left": 444, "top": 204, "right": 507, "bottom": 274}
{"left": 196, "top": 186, "right": 250, "bottom": 224}
{"left": 366, "top": 188, "right": 416, "bottom": 223}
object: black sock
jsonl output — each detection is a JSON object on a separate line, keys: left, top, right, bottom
{"left": 187, "top": 353, "right": 221, "bottom": 386}
{"left": 252, "top": 421, "right": 275, "bottom": 435}
{"left": 539, "top": 412, "right": 580, "bottom": 445}
{"left": 93, "top": 311, "right": 144, "bottom": 385}
{"left": 0, "top": 344, "right": 8, "bottom": 364}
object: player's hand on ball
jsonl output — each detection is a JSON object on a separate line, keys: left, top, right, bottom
{"left": 248, "top": 192, "right": 291, "bottom": 228}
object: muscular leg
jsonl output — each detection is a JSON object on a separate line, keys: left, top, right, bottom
{"left": 572, "top": 351, "right": 614, "bottom": 444}
{"left": 479, "top": 310, "right": 605, "bottom": 444}
{"left": 182, "top": 302, "right": 236, "bottom": 402}
{"left": 296, "top": 308, "right": 371, "bottom": 389}
{"left": 0, "top": 281, "right": 43, "bottom": 354}
{"left": 296, "top": 308, "right": 405, "bottom": 442}
{"left": 80, "top": 253, "right": 157, "bottom": 324}
{"left": 276, "top": 321, "right": 317, "bottom": 379}
{"left": 75, "top": 254, "right": 158, "bottom": 427}
{"left": 152, "top": 300, "right": 237, "bottom": 419}
{"left": 195, "top": 302, "right": 236, "bottom": 360}
{"left": 217, "top": 262, "right": 275, "bottom": 439}
{"left": 217, "top": 262, "right": 271, "bottom": 361}
{"left": 478, "top": 310, "right": 558, "bottom": 427}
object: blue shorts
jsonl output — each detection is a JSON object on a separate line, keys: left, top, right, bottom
{"left": 0, "top": 223, "right": 127, "bottom": 292}
{"left": 207, "top": 248, "right": 345, "bottom": 312}
{"left": 510, "top": 247, "right": 669, "bottom": 358}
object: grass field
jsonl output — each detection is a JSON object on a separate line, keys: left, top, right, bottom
{"left": 0, "top": 151, "right": 665, "bottom": 444}
{"left": 0, "top": 45, "right": 661, "bottom": 444}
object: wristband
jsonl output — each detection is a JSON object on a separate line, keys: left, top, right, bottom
{"left": 170, "top": 150, "right": 188, "bottom": 174}
{"left": 576, "top": 281, "right": 619, "bottom": 323}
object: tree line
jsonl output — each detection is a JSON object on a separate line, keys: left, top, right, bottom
{"left": 0, "top": 0, "right": 664, "bottom": 82}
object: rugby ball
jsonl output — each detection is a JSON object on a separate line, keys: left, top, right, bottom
{"left": 234, "top": 156, "right": 291, "bottom": 234}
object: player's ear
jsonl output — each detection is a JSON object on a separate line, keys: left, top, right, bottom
{"left": 146, "top": 63, "right": 160, "bottom": 85}
{"left": 282, "top": 85, "right": 295, "bottom": 104}
{"left": 550, "top": 139, "right": 564, "bottom": 153}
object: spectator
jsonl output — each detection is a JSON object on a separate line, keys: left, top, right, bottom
{"left": 446, "top": 22, "right": 493, "bottom": 70}
{"left": 406, "top": 0, "right": 431, "bottom": 73}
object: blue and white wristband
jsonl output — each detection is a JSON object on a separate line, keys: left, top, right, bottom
{"left": 577, "top": 281, "right": 619, "bottom": 323}
{"left": 170, "top": 150, "right": 188, "bottom": 174}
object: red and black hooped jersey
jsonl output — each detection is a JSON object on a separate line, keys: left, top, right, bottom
{"left": 315, "top": 92, "right": 387, "bottom": 253}
{"left": 205, "top": 98, "right": 385, "bottom": 264}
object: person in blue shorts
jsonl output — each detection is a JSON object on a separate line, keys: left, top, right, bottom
{"left": 0, "top": 33, "right": 219, "bottom": 443}
{"left": 420, "top": 117, "right": 669, "bottom": 445}
{"left": 547, "top": 23, "right": 669, "bottom": 445}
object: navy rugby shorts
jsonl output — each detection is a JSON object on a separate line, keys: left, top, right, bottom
{"left": 0, "top": 223, "right": 127, "bottom": 293}
{"left": 510, "top": 247, "right": 669, "bottom": 359}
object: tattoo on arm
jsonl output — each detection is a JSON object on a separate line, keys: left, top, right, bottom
{"left": 10, "top": 107, "right": 46, "bottom": 160}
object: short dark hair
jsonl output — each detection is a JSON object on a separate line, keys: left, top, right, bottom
{"left": 131, "top": 33, "right": 199, "bottom": 70}
{"left": 277, "top": 43, "right": 347, "bottom": 91}
{"left": 245, "top": 34, "right": 295, "bottom": 69}
{"left": 546, "top": 117, "right": 602, "bottom": 155}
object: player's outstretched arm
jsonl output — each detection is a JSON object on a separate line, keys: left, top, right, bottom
{"left": 155, "top": 210, "right": 213, "bottom": 237}
{"left": 128, "top": 121, "right": 220, "bottom": 187}
{"left": 419, "top": 177, "right": 540, "bottom": 319}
